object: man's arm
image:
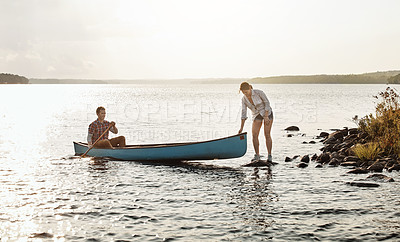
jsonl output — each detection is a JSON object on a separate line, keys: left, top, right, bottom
{"left": 87, "top": 132, "right": 93, "bottom": 146}
{"left": 88, "top": 123, "right": 94, "bottom": 146}
{"left": 110, "top": 121, "right": 118, "bottom": 134}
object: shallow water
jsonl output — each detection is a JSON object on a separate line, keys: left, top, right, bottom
{"left": 0, "top": 84, "right": 399, "bottom": 241}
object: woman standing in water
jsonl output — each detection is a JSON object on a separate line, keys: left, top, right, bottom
{"left": 238, "top": 82, "right": 273, "bottom": 162}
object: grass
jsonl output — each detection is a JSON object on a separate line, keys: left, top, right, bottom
{"left": 351, "top": 142, "right": 381, "bottom": 161}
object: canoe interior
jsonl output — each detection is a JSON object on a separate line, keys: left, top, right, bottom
{"left": 75, "top": 132, "right": 247, "bottom": 150}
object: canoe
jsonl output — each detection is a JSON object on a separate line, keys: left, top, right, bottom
{"left": 74, "top": 132, "right": 247, "bottom": 161}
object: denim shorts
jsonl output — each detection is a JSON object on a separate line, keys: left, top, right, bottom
{"left": 255, "top": 111, "right": 273, "bottom": 121}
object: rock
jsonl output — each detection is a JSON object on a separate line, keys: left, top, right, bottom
{"left": 331, "top": 152, "right": 339, "bottom": 158}
{"left": 311, "top": 154, "right": 318, "bottom": 161}
{"left": 340, "top": 162, "right": 358, "bottom": 167}
{"left": 388, "top": 164, "right": 400, "bottom": 172}
{"left": 347, "top": 168, "right": 369, "bottom": 174}
{"left": 319, "top": 153, "right": 331, "bottom": 164}
{"left": 309, "top": 141, "right": 316, "bottom": 144}
{"left": 321, "top": 144, "right": 334, "bottom": 152}
{"left": 328, "top": 130, "right": 347, "bottom": 140}
{"left": 297, "top": 162, "right": 308, "bottom": 168}
{"left": 29, "top": 232, "right": 54, "bottom": 239}
{"left": 346, "top": 182, "right": 380, "bottom": 187}
{"left": 348, "top": 128, "right": 359, "bottom": 135}
{"left": 323, "top": 137, "right": 339, "bottom": 145}
{"left": 331, "top": 144, "right": 341, "bottom": 152}
{"left": 292, "top": 155, "right": 300, "bottom": 159}
{"left": 315, "top": 164, "right": 323, "bottom": 168}
{"left": 285, "top": 157, "right": 292, "bottom": 162}
{"left": 344, "top": 156, "right": 360, "bottom": 162}
{"left": 328, "top": 158, "right": 340, "bottom": 166}
{"left": 367, "top": 162, "right": 384, "bottom": 172}
{"left": 365, "top": 160, "right": 376, "bottom": 167}
{"left": 287, "top": 134, "right": 293, "bottom": 137}
{"left": 383, "top": 159, "right": 395, "bottom": 168}
{"left": 366, "top": 174, "right": 395, "bottom": 182}
{"left": 319, "top": 132, "right": 329, "bottom": 138}
{"left": 301, "top": 155, "right": 310, "bottom": 163}
{"left": 285, "top": 126, "right": 300, "bottom": 131}
{"left": 302, "top": 141, "right": 308, "bottom": 144}
{"left": 338, "top": 148, "right": 350, "bottom": 156}
{"left": 343, "top": 134, "right": 358, "bottom": 142}
{"left": 243, "top": 160, "right": 271, "bottom": 167}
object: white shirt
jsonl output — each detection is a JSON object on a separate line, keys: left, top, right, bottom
{"left": 241, "top": 89, "right": 272, "bottom": 121}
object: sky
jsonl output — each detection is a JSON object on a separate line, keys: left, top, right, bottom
{"left": 0, "top": 0, "right": 399, "bottom": 79}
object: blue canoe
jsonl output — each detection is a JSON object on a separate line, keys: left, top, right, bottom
{"left": 74, "top": 132, "right": 247, "bottom": 161}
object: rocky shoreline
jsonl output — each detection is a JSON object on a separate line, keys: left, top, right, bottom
{"left": 284, "top": 127, "right": 400, "bottom": 187}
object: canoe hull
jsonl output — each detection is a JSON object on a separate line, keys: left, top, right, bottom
{"left": 74, "top": 133, "right": 247, "bottom": 161}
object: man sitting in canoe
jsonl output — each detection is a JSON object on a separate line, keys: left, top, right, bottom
{"left": 87, "top": 106, "right": 126, "bottom": 149}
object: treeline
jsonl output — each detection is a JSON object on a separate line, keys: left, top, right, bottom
{"left": 0, "top": 73, "right": 29, "bottom": 84}
{"left": 29, "top": 79, "right": 108, "bottom": 84}
{"left": 250, "top": 71, "right": 400, "bottom": 84}
{"left": 388, "top": 74, "right": 400, "bottom": 84}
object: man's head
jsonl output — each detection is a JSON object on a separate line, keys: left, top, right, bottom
{"left": 96, "top": 106, "right": 106, "bottom": 121}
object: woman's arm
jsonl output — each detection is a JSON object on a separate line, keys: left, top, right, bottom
{"left": 257, "top": 90, "right": 272, "bottom": 120}
{"left": 239, "top": 98, "right": 248, "bottom": 133}
{"left": 238, "top": 119, "right": 246, "bottom": 134}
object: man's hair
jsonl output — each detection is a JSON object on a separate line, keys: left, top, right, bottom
{"left": 96, "top": 106, "right": 105, "bottom": 115}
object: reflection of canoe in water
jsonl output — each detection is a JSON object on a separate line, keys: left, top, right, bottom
{"left": 74, "top": 133, "right": 247, "bottom": 161}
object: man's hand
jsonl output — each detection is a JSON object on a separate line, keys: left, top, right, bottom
{"left": 110, "top": 121, "right": 116, "bottom": 127}
{"left": 88, "top": 143, "right": 93, "bottom": 149}
{"left": 238, "top": 128, "right": 243, "bottom": 134}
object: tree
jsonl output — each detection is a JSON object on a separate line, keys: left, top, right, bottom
{"left": 0, "top": 73, "right": 29, "bottom": 84}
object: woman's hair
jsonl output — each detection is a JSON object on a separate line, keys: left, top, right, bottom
{"left": 96, "top": 106, "right": 105, "bottom": 114}
{"left": 239, "top": 82, "right": 252, "bottom": 92}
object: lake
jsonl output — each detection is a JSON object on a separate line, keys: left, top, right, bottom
{"left": 0, "top": 83, "right": 399, "bottom": 241}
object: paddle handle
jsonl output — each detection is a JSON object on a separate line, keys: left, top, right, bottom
{"left": 81, "top": 125, "right": 112, "bottom": 157}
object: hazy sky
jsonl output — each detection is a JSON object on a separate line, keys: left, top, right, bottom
{"left": 1, "top": 0, "right": 399, "bottom": 79}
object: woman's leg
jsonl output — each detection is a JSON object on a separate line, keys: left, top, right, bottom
{"left": 263, "top": 119, "right": 273, "bottom": 155}
{"left": 252, "top": 119, "right": 263, "bottom": 155}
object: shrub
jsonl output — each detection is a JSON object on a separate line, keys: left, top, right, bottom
{"left": 357, "top": 87, "right": 400, "bottom": 156}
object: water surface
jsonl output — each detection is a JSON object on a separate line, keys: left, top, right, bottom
{"left": 0, "top": 84, "right": 399, "bottom": 241}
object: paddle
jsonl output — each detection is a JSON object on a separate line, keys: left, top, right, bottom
{"left": 81, "top": 125, "right": 112, "bottom": 158}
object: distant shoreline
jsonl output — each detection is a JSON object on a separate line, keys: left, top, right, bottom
{"left": 29, "top": 70, "right": 400, "bottom": 84}
{"left": 250, "top": 71, "right": 400, "bottom": 84}
{"left": 2, "top": 70, "right": 400, "bottom": 84}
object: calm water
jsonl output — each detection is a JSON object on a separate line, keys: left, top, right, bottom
{"left": 0, "top": 84, "right": 399, "bottom": 241}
